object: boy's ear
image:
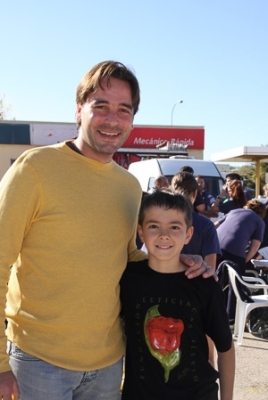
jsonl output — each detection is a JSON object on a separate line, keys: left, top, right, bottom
{"left": 184, "top": 226, "right": 194, "bottom": 245}
{"left": 137, "top": 224, "right": 145, "bottom": 243}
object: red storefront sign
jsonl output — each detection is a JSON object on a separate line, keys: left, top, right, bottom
{"left": 122, "top": 126, "right": 204, "bottom": 149}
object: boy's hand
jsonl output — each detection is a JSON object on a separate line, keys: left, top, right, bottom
{"left": 180, "top": 254, "right": 218, "bottom": 280}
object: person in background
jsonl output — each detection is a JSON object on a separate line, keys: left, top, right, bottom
{"left": 254, "top": 246, "right": 268, "bottom": 260}
{"left": 263, "top": 182, "right": 268, "bottom": 198}
{"left": 0, "top": 60, "right": 213, "bottom": 400}
{"left": 259, "top": 182, "right": 268, "bottom": 248}
{"left": 195, "top": 175, "right": 218, "bottom": 219}
{"left": 179, "top": 165, "right": 194, "bottom": 175}
{"left": 171, "top": 172, "right": 221, "bottom": 271}
{"left": 215, "top": 199, "right": 266, "bottom": 324}
{"left": 241, "top": 179, "right": 253, "bottom": 201}
{"left": 179, "top": 166, "right": 205, "bottom": 214}
{"left": 149, "top": 174, "right": 169, "bottom": 192}
{"left": 211, "top": 179, "right": 246, "bottom": 215}
{"left": 226, "top": 172, "right": 252, "bottom": 200}
{"left": 120, "top": 190, "right": 235, "bottom": 400}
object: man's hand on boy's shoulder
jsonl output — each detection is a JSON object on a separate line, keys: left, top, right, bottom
{"left": 180, "top": 254, "right": 218, "bottom": 281}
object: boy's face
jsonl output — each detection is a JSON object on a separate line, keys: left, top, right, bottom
{"left": 138, "top": 206, "right": 193, "bottom": 263}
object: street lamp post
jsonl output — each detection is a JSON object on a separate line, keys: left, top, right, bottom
{"left": 171, "top": 100, "right": 183, "bottom": 125}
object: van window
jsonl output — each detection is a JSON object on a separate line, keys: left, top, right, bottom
{"left": 148, "top": 177, "right": 155, "bottom": 190}
{"left": 164, "top": 175, "right": 224, "bottom": 198}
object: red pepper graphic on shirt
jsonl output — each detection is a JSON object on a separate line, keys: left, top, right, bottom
{"left": 144, "top": 305, "right": 184, "bottom": 382}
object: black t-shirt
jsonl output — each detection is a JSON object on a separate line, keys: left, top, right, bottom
{"left": 120, "top": 260, "right": 232, "bottom": 400}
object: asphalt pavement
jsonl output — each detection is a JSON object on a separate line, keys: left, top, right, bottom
{"left": 226, "top": 332, "right": 268, "bottom": 399}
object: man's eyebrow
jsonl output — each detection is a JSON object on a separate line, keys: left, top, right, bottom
{"left": 92, "top": 98, "right": 133, "bottom": 111}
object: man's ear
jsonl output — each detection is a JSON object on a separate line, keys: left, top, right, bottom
{"left": 184, "top": 226, "right": 194, "bottom": 245}
{"left": 137, "top": 224, "right": 145, "bottom": 243}
{"left": 76, "top": 104, "right": 82, "bottom": 124}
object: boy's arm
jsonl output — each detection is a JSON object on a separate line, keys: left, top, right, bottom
{"left": 217, "top": 342, "right": 235, "bottom": 400}
{"left": 204, "top": 254, "right": 217, "bottom": 273}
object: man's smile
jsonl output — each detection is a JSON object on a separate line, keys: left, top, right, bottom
{"left": 99, "top": 130, "right": 120, "bottom": 137}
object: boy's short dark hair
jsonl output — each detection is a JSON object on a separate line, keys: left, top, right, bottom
{"left": 138, "top": 189, "right": 192, "bottom": 228}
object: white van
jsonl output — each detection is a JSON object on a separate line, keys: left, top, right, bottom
{"left": 128, "top": 158, "right": 225, "bottom": 197}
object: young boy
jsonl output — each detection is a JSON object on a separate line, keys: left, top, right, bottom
{"left": 120, "top": 190, "right": 235, "bottom": 400}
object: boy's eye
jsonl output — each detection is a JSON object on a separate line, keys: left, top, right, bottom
{"left": 171, "top": 225, "right": 180, "bottom": 230}
{"left": 148, "top": 224, "right": 158, "bottom": 229}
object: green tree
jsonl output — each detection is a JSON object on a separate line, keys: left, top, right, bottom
{"left": 237, "top": 164, "right": 255, "bottom": 189}
{"left": 237, "top": 158, "right": 268, "bottom": 196}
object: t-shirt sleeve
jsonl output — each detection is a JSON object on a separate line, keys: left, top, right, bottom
{"left": 201, "top": 221, "right": 221, "bottom": 256}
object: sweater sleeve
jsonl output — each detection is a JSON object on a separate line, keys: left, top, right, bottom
{"left": 0, "top": 156, "right": 42, "bottom": 372}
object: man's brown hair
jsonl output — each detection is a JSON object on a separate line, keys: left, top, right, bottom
{"left": 76, "top": 60, "right": 140, "bottom": 117}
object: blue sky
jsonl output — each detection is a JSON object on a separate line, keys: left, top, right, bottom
{"left": 1, "top": 0, "right": 268, "bottom": 160}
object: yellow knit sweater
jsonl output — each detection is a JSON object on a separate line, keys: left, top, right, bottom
{"left": 0, "top": 141, "right": 146, "bottom": 372}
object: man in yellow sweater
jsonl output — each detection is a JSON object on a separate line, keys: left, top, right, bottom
{"left": 0, "top": 61, "right": 212, "bottom": 400}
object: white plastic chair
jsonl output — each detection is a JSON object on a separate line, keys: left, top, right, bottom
{"left": 242, "top": 276, "right": 268, "bottom": 294}
{"left": 226, "top": 263, "right": 268, "bottom": 345}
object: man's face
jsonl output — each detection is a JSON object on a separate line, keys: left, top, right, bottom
{"left": 76, "top": 77, "right": 134, "bottom": 163}
{"left": 196, "top": 177, "right": 205, "bottom": 191}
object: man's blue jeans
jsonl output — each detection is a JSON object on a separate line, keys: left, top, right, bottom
{"left": 8, "top": 341, "right": 122, "bottom": 400}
